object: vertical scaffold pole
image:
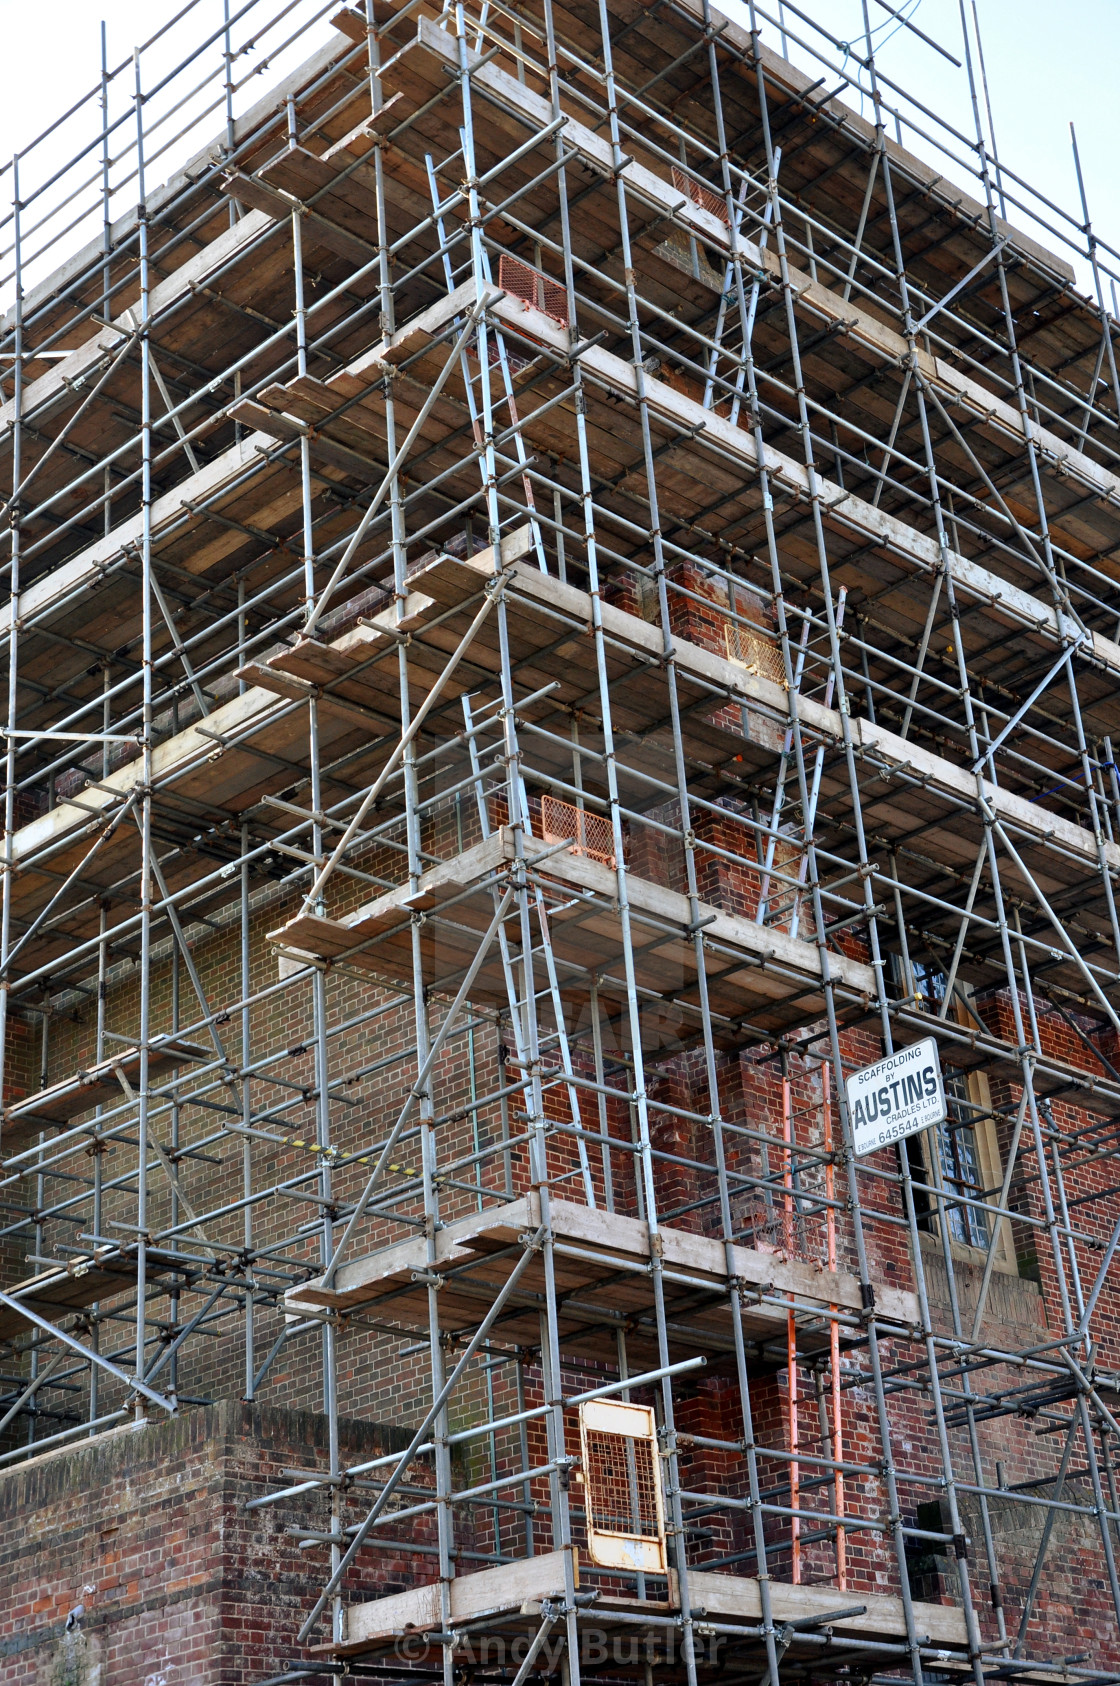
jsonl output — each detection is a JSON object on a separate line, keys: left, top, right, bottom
{"left": 0, "top": 153, "right": 22, "bottom": 1166}
{"left": 133, "top": 43, "right": 154, "bottom": 1423}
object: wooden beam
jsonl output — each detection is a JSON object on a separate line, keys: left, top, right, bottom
{"left": 18, "top": 427, "right": 286, "bottom": 630}
{"left": 9, "top": 682, "right": 284, "bottom": 871}
{"left": 679, "top": 1568, "right": 968, "bottom": 1648}
{"left": 335, "top": 1549, "right": 578, "bottom": 1650}
{"left": 330, "top": 529, "right": 1116, "bottom": 879}
{"left": 287, "top": 271, "right": 1120, "bottom": 689}
{"left": 331, "top": 1552, "right": 967, "bottom": 1653}
{"left": 268, "top": 821, "right": 881, "bottom": 1007}
{"left": 482, "top": 285, "right": 1120, "bottom": 682}
{"left": 3, "top": 1034, "right": 209, "bottom": 1135}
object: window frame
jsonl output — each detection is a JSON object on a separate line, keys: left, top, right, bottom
{"left": 913, "top": 1060, "right": 1017, "bottom": 1276}
{"left": 894, "top": 958, "right": 1017, "bottom": 1275}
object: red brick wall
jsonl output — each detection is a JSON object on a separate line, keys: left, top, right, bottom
{"left": 0, "top": 1402, "right": 416, "bottom": 1686}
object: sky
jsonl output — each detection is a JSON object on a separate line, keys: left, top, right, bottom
{"left": 0, "top": 0, "right": 1114, "bottom": 305}
{"left": 731, "top": 0, "right": 1120, "bottom": 297}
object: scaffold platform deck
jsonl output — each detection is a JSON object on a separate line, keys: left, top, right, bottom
{"left": 1, "top": 1034, "right": 211, "bottom": 1151}
{"left": 325, "top": 1547, "right": 969, "bottom": 1662}
{"left": 286, "top": 1191, "right": 920, "bottom": 1368}
{"left": 269, "top": 825, "right": 878, "bottom": 1042}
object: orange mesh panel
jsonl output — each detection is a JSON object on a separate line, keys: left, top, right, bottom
{"left": 541, "top": 794, "right": 615, "bottom": 867}
{"left": 498, "top": 254, "right": 569, "bottom": 325}
{"left": 671, "top": 166, "right": 728, "bottom": 224}
{"left": 724, "top": 586, "right": 784, "bottom": 684}
{"left": 725, "top": 617, "right": 785, "bottom": 685}
{"left": 584, "top": 1429, "right": 661, "bottom": 1537}
{"left": 466, "top": 327, "right": 530, "bottom": 374}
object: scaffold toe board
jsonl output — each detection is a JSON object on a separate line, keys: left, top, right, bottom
{"left": 285, "top": 1191, "right": 920, "bottom": 1360}
{"left": 268, "top": 825, "right": 878, "bottom": 1035}
{"left": 327, "top": 1549, "right": 967, "bottom": 1657}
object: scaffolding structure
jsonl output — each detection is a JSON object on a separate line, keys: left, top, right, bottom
{"left": 3, "top": 0, "right": 1120, "bottom": 1679}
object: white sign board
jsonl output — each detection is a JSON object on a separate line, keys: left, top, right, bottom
{"left": 847, "top": 1037, "right": 945, "bottom": 1157}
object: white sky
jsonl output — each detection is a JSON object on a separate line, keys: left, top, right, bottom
{"left": 0, "top": 0, "right": 1114, "bottom": 304}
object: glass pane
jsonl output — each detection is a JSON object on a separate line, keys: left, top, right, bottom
{"left": 911, "top": 959, "right": 947, "bottom": 1013}
{"left": 937, "top": 1075, "right": 989, "bottom": 1248}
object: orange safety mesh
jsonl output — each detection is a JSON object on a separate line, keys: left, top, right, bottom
{"left": 671, "top": 166, "right": 728, "bottom": 224}
{"left": 584, "top": 1428, "right": 661, "bottom": 1538}
{"left": 466, "top": 327, "right": 530, "bottom": 374}
{"left": 725, "top": 617, "right": 785, "bottom": 685}
{"left": 541, "top": 794, "right": 615, "bottom": 867}
{"left": 724, "top": 584, "right": 785, "bottom": 684}
{"left": 498, "top": 254, "right": 569, "bottom": 325}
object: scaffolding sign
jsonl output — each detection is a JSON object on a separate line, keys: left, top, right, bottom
{"left": 847, "top": 1038, "right": 945, "bottom": 1156}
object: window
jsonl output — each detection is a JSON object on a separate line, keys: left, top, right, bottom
{"left": 911, "top": 958, "right": 947, "bottom": 1014}
{"left": 936, "top": 1075, "right": 989, "bottom": 1250}
{"left": 894, "top": 958, "right": 1016, "bottom": 1271}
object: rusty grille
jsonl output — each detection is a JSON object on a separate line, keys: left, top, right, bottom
{"left": 541, "top": 794, "right": 615, "bottom": 867}
{"left": 671, "top": 166, "right": 728, "bottom": 223}
{"left": 583, "top": 1428, "right": 661, "bottom": 1538}
{"left": 498, "top": 254, "right": 569, "bottom": 324}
